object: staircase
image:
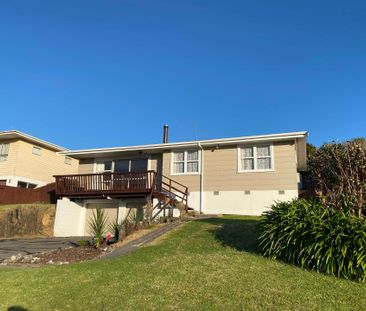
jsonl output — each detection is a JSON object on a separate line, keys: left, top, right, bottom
{"left": 151, "top": 174, "right": 188, "bottom": 221}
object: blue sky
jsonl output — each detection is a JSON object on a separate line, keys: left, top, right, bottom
{"left": 0, "top": 1, "right": 365, "bottom": 149}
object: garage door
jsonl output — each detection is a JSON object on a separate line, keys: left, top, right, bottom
{"left": 84, "top": 202, "right": 118, "bottom": 236}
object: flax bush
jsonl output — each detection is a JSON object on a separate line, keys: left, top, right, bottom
{"left": 88, "top": 208, "right": 108, "bottom": 247}
{"left": 259, "top": 199, "right": 366, "bottom": 281}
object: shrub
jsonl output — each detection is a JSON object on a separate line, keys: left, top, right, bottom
{"left": 176, "top": 201, "right": 186, "bottom": 220}
{"left": 78, "top": 239, "right": 90, "bottom": 247}
{"left": 108, "top": 219, "right": 123, "bottom": 242}
{"left": 309, "top": 141, "right": 366, "bottom": 216}
{"left": 88, "top": 208, "right": 108, "bottom": 248}
{"left": 259, "top": 199, "right": 366, "bottom": 281}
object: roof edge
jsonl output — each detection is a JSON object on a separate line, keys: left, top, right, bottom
{"left": 61, "top": 131, "right": 308, "bottom": 157}
{"left": 0, "top": 130, "right": 67, "bottom": 151}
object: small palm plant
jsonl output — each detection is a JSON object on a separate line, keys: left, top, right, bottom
{"left": 88, "top": 208, "right": 108, "bottom": 248}
{"left": 109, "top": 218, "right": 124, "bottom": 242}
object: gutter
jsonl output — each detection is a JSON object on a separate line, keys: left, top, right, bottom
{"left": 60, "top": 132, "right": 308, "bottom": 157}
{"left": 198, "top": 142, "right": 204, "bottom": 214}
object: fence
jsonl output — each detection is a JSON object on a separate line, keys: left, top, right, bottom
{"left": 0, "top": 183, "right": 57, "bottom": 205}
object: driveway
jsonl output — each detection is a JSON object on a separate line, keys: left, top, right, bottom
{"left": 0, "top": 237, "right": 87, "bottom": 261}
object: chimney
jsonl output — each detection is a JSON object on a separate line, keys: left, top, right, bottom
{"left": 163, "top": 124, "right": 169, "bottom": 143}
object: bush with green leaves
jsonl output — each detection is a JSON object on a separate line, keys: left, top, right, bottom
{"left": 259, "top": 199, "right": 366, "bottom": 281}
{"left": 78, "top": 239, "right": 90, "bottom": 247}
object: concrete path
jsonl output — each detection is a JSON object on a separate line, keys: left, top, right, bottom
{"left": 104, "top": 221, "right": 182, "bottom": 259}
{"left": 0, "top": 237, "right": 85, "bottom": 261}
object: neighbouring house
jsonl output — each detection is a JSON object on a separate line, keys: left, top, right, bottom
{"left": 53, "top": 126, "right": 307, "bottom": 237}
{"left": 0, "top": 130, "right": 79, "bottom": 188}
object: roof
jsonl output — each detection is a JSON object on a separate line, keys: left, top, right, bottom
{"left": 61, "top": 131, "right": 308, "bottom": 161}
{"left": 0, "top": 130, "right": 67, "bottom": 152}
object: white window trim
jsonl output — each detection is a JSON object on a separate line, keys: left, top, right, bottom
{"left": 93, "top": 157, "right": 149, "bottom": 173}
{"left": 237, "top": 144, "right": 274, "bottom": 173}
{"left": 170, "top": 150, "right": 201, "bottom": 176}
{"left": 0, "top": 143, "right": 9, "bottom": 161}
{"left": 32, "top": 146, "right": 42, "bottom": 156}
{"left": 64, "top": 157, "right": 72, "bottom": 165}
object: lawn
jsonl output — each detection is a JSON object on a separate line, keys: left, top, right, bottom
{"left": 1, "top": 216, "right": 366, "bottom": 310}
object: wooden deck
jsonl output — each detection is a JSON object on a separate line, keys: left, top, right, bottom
{"left": 54, "top": 171, "right": 157, "bottom": 198}
{"left": 54, "top": 171, "right": 189, "bottom": 210}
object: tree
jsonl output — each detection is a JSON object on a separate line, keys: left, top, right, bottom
{"left": 306, "top": 143, "right": 317, "bottom": 159}
{"left": 309, "top": 141, "right": 366, "bottom": 217}
{"left": 351, "top": 137, "right": 366, "bottom": 145}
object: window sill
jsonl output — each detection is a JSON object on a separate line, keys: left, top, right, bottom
{"left": 170, "top": 172, "right": 200, "bottom": 176}
{"left": 237, "top": 169, "right": 275, "bottom": 174}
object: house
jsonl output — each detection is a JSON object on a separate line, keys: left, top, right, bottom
{"left": 0, "top": 130, "right": 79, "bottom": 188}
{"left": 53, "top": 127, "right": 307, "bottom": 237}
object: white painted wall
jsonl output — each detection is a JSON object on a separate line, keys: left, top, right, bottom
{"left": 54, "top": 198, "right": 85, "bottom": 237}
{"left": 187, "top": 191, "right": 201, "bottom": 212}
{"left": 201, "top": 190, "right": 298, "bottom": 216}
{"left": 0, "top": 175, "right": 48, "bottom": 187}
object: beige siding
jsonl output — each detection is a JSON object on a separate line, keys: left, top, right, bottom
{"left": 203, "top": 141, "right": 298, "bottom": 191}
{"left": 150, "top": 153, "right": 162, "bottom": 173}
{"left": 162, "top": 141, "right": 298, "bottom": 192}
{"left": 0, "top": 139, "right": 19, "bottom": 176}
{"left": 162, "top": 152, "right": 201, "bottom": 191}
{"left": 79, "top": 159, "right": 95, "bottom": 174}
{"left": 11, "top": 140, "right": 79, "bottom": 183}
{"left": 74, "top": 141, "right": 298, "bottom": 193}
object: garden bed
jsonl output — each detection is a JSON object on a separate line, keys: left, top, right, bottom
{"left": 1, "top": 222, "right": 169, "bottom": 267}
{"left": 1, "top": 246, "right": 110, "bottom": 267}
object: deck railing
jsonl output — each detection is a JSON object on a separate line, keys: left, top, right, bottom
{"left": 55, "top": 171, "right": 157, "bottom": 197}
{"left": 154, "top": 174, "right": 189, "bottom": 209}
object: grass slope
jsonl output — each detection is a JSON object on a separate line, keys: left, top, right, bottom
{"left": 1, "top": 216, "right": 366, "bottom": 310}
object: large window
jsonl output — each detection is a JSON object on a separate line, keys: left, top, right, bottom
{"left": 95, "top": 159, "right": 148, "bottom": 173}
{"left": 17, "top": 181, "right": 37, "bottom": 189}
{"left": 0, "top": 143, "right": 9, "bottom": 161}
{"left": 238, "top": 145, "right": 273, "bottom": 172}
{"left": 172, "top": 150, "right": 200, "bottom": 174}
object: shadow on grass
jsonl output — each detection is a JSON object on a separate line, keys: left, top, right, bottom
{"left": 199, "top": 217, "right": 261, "bottom": 254}
{"left": 8, "top": 307, "right": 29, "bottom": 311}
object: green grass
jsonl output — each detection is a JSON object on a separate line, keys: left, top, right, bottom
{"left": 1, "top": 215, "right": 366, "bottom": 310}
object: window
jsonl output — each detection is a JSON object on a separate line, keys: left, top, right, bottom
{"left": 239, "top": 145, "right": 273, "bottom": 172}
{"left": 114, "top": 160, "right": 129, "bottom": 173}
{"left": 17, "top": 181, "right": 37, "bottom": 189}
{"left": 64, "top": 157, "right": 72, "bottom": 165}
{"left": 96, "top": 161, "right": 113, "bottom": 173}
{"left": 95, "top": 159, "right": 148, "bottom": 173}
{"left": 172, "top": 150, "right": 200, "bottom": 174}
{"left": 0, "top": 143, "right": 9, "bottom": 161}
{"left": 0, "top": 180, "right": 6, "bottom": 186}
{"left": 32, "top": 146, "right": 42, "bottom": 156}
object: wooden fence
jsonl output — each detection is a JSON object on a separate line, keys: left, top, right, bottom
{"left": 0, "top": 183, "right": 57, "bottom": 205}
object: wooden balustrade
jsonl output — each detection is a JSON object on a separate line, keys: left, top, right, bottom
{"left": 55, "top": 171, "right": 156, "bottom": 197}
{"left": 55, "top": 171, "right": 189, "bottom": 210}
{"left": 154, "top": 174, "right": 189, "bottom": 210}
